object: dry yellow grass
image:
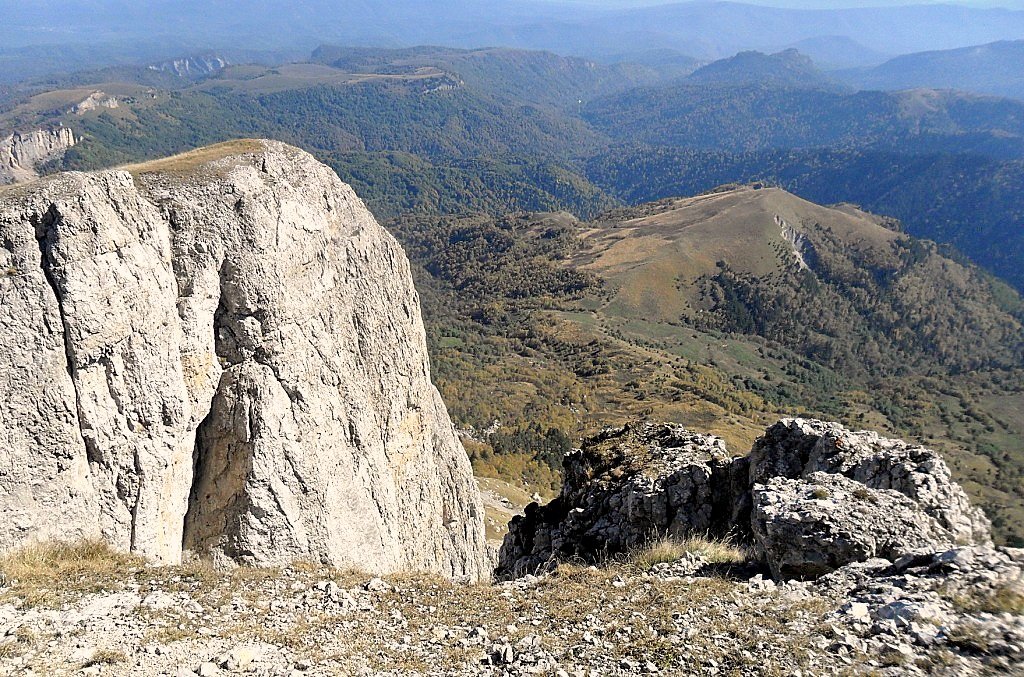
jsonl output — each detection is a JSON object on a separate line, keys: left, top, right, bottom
{"left": 0, "top": 538, "right": 143, "bottom": 586}
{"left": 945, "top": 582, "right": 1024, "bottom": 615}
{"left": 124, "top": 139, "right": 267, "bottom": 176}
{"left": 632, "top": 535, "right": 749, "bottom": 569}
{"left": 0, "top": 539, "right": 144, "bottom": 606}
{"left": 82, "top": 648, "right": 128, "bottom": 667}
{"left": 0, "top": 626, "right": 36, "bottom": 659}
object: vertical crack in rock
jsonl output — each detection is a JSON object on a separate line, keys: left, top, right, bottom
{"left": 129, "top": 449, "right": 143, "bottom": 551}
{"left": 3, "top": 140, "right": 488, "bottom": 578}
{"left": 32, "top": 204, "right": 101, "bottom": 465}
{"left": 182, "top": 393, "right": 223, "bottom": 554}
{"left": 183, "top": 271, "right": 243, "bottom": 559}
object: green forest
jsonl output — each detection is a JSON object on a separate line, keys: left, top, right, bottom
{"left": 7, "top": 45, "right": 1024, "bottom": 543}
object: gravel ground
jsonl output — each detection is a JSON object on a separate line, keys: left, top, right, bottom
{"left": 1, "top": 544, "right": 1021, "bottom": 676}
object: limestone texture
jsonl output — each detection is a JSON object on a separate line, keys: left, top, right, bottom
{"left": 751, "top": 473, "right": 955, "bottom": 580}
{"left": 0, "top": 140, "right": 487, "bottom": 579}
{"left": 0, "top": 128, "right": 76, "bottom": 184}
{"left": 497, "top": 417, "right": 990, "bottom": 581}
{"left": 749, "top": 418, "right": 991, "bottom": 545}
{"left": 496, "top": 422, "right": 746, "bottom": 578}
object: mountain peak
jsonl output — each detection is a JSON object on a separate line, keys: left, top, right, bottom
{"left": 575, "top": 186, "right": 1021, "bottom": 375}
{"left": 686, "top": 49, "right": 833, "bottom": 88}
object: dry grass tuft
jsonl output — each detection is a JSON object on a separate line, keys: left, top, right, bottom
{"left": 632, "top": 535, "right": 749, "bottom": 570}
{"left": 0, "top": 539, "right": 143, "bottom": 587}
{"left": 0, "top": 626, "right": 36, "bottom": 659}
{"left": 0, "top": 539, "right": 144, "bottom": 607}
{"left": 145, "top": 625, "right": 201, "bottom": 645}
{"left": 549, "top": 561, "right": 612, "bottom": 584}
{"left": 82, "top": 648, "right": 128, "bottom": 667}
{"left": 946, "top": 582, "right": 1024, "bottom": 615}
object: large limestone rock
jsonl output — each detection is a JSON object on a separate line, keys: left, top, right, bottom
{"left": 0, "top": 128, "right": 76, "bottom": 184}
{"left": 752, "top": 473, "right": 956, "bottom": 580}
{"left": 496, "top": 423, "right": 746, "bottom": 579}
{"left": 749, "top": 418, "right": 991, "bottom": 545}
{"left": 0, "top": 140, "right": 487, "bottom": 579}
{"left": 497, "top": 418, "right": 991, "bottom": 581}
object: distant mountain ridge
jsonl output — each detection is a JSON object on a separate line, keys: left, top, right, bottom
{"left": 309, "top": 44, "right": 695, "bottom": 108}
{"left": 6, "top": 41, "right": 1023, "bottom": 297}
{"left": 4, "top": 1, "right": 1024, "bottom": 82}
{"left": 776, "top": 35, "right": 890, "bottom": 69}
{"left": 841, "top": 40, "right": 1024, "bottom": 101}
{"left": 583, "top": 83, "right": 1024, "bottom": 155}
{"left": 685, "top": 49, "right": 835, "bottom": 89}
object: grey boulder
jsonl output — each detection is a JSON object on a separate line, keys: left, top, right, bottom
{"left": 752, "top": 472, "right": 956, "bottom": 580}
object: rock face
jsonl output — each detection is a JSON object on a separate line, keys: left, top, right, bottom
{"left": 752, "top": 473, "right": 956, "bottom": 580}
{"left": 0, "top": 140, "right": 487, "bottom": 579}
{"left": 70, "top": 92, "right": 120, "bottom": 115}
{"left": 497, "top": 423, "right": 746, "bottom": 578}
{"left": 749, "top": 418, "right": 991, "bottom": 546}
{"left": 0, "top": 128, "right": 77, "bottom": 184}
{"left": 150, "top": 54, "right": 229, "bottom": 78}
{"left": 497, "top": 418, "right": 990, "bottom": 580}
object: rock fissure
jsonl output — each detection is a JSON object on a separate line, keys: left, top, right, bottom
{"left": 1, "top": 140, "right": 487, "bottom": 579}
{"left": 32, "top": 204, "right": 101, "bottom": 470}
{"left": 182, "top": 379, "right": 224, "bottom": 553}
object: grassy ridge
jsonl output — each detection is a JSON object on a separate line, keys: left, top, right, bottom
{"left": 391, "top": 190, "right": 1024, "bottom": 545}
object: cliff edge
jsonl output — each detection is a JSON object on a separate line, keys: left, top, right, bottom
{"left": 0, "top": 128, "right": 77, "bottom": 185}
{"left": 0, "top": 139, "right": 488, "bottom": 579}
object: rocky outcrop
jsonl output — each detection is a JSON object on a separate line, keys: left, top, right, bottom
{"left": 150, "top": 54, "right": 229, "bottom": 78}
{"left": 752, "top": 473, "right": 957, "bottom": 580}
{"left": 0, "top": 140, "right": 487, "bottom": 579}
{"left": 814, "top": 545, "right": 1024, "bottom": 674}
{"left": 749, "top": 418, "right": 991, "bottom": 545}
{"left": 497, "top": 418, "right": 990, "bottom": 580}
{"left": 496, "top": 423, "right": 747, "bottom": 578}
{"left": 70, "top": 92, "right": 120, "bottom": 115}
{"left": 0, "top": 128, "right": 76, "bottom": 184}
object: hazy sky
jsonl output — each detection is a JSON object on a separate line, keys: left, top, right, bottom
{"left": 553, "top": 0, "right": 1024, "bottom": 8}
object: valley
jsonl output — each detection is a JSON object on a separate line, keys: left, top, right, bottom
{"left": 4, "top": 42, "right": 1021, "bottom": 546}
{"left": 1, "top": 3, "right": 1024, "bottom": 675}
{"left": 397, "top": 187, "right": 1024, "bottom": 546}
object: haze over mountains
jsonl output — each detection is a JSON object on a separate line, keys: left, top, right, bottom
{"left": 1, "top": 0, "right": 1023, "bottom": 540}
{"left": 4, "top": 0, "right": 1024, "bottom": 82}
{"left": 841, "top": 40, "right": 1024, "bottom": 100}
